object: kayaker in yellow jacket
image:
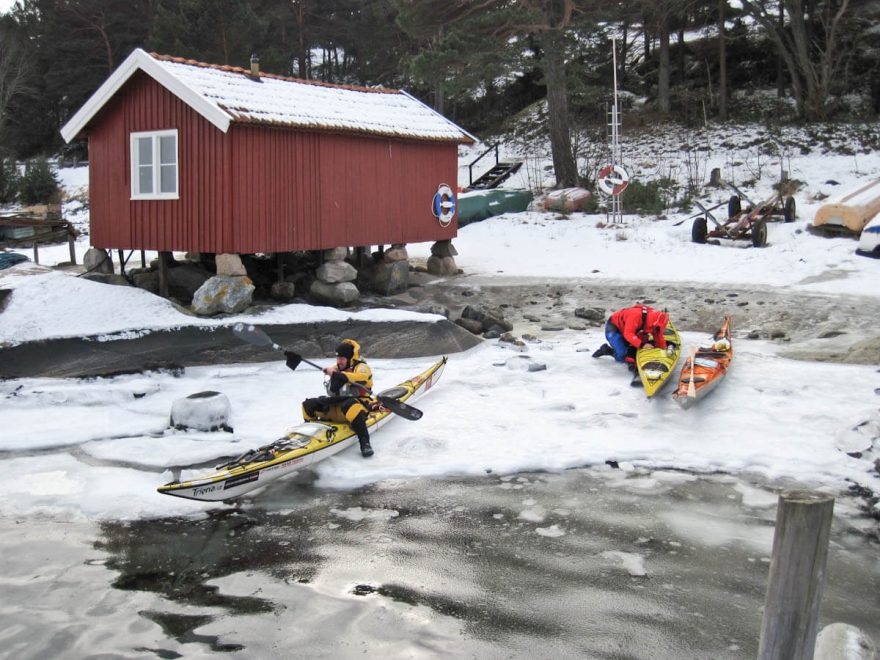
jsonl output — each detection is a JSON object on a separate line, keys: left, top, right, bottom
{"left": 296, "top": 339, "right": 375, "bottom": 458}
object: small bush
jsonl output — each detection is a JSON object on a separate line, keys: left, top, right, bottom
{"left": 0, "top": 158, "right": 18, "bottom": 205}
{"left": 18, "top": 157, "right": 60, "bottom": 205}
{"left": 619, "top": 179, "right": 665, "bottom": 215}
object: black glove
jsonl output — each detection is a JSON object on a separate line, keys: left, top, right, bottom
{"left": 329, "top": 370, "right": 348, "bottom": 394}
{"left": 284, "top": 351, "right": 301, "bottom": 371}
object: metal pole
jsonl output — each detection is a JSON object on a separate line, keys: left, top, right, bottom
{"left": 611, "top": 36, "right": 622, "bottom": 224}
{"left": 611, "top": 35, "right": 619, "bottom": 169}
{"left": 757, "top": 491, "right": 834, "bottom": 660}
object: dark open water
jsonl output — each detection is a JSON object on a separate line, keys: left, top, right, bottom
{"left": 1, "top": 468, "right": 878, "bottom": 659}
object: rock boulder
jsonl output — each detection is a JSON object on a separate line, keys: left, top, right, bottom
{"left": 191, "top": 275, "right": 255, "bottom": 315}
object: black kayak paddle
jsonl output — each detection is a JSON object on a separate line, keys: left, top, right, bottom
{"left": 231, "top": 323, "right": 423, "bottom": 421}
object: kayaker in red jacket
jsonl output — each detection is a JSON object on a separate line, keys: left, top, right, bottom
{"left": 592, "top": 305, "right": 670, "bottom": 365}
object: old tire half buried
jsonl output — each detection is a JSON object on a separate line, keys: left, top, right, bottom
{"left": 751, "top": 219, "right": 768, "bottom": 247}
{"left": 692, "top": 217, "right": 708, "bottom": 244}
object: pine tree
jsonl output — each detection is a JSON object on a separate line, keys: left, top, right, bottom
{"left": 397, "top": 0, "right": 581, "bottom": 187}
{"left": 148, "top": 0, "right": 264, "bottom": 66}
{"left": 5, "top": 0, "right": 152, "bottom": 157}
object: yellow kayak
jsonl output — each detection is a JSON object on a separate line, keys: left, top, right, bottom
{"left": 634, "top": 321, "right": 682, "bottom": 397}
{"left": 158, "top": 356, "right": 447, "bottom": 502}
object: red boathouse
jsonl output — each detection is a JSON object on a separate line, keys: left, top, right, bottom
{"left": 60, "top": 49, "right": 475, "bottom": 256}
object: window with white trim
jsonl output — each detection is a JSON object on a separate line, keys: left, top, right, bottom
{"left": 130, "top": 129, "right": 178, "bottom": 199}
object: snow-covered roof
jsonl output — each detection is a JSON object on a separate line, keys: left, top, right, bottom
{"left": 61, "top": 48, "right": 476, "bottom": 145}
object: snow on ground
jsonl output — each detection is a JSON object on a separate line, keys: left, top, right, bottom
{"left": 0, "top": 267, "right": 443, "bottom": 345}
{"left": 409, "top": 210, "right": 875, "bottom": 296}
{"left": 0, "top": 337, "right": 878, "bottom": 522}
{"left": 0, "top": 124, "right": 879, "bottom": 521}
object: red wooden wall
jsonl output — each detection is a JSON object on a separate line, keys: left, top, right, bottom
{"left": 85, "top": 72, "right": 459, "bottom": 254}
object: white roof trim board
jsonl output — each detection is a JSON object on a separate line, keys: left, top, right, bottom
{"left": 61, "top": 49, "right": 231, "bottom": 142}
{"left": 61, "top": 48, "right": 475, "bottom": 144}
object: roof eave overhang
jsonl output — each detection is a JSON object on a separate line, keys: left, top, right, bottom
{"left": 60, "top": 48, "right": 232, "bottom": 143}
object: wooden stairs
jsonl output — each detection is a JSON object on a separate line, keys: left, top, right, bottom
{"left": 466, "top": 142, "right": 522, "bottom": 191}
{"left": 468, "top": 161, "right": 523, "bottom": 190}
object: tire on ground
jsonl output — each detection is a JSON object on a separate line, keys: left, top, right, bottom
{"left": 784, "top": 196, "right": 796, "bottom": 223}
{"left": 751, "top": 219, "right": 768, "bottom": 247}
{"left": 728, "top": 195, "right": 741, "bottom": 219}
{"left": 692, "top": 217, "right": 708, "bottom": 244}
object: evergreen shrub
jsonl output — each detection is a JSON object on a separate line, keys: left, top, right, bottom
{"left": 621, "top": 179, "right": 665, "bottom": 215}
{"left": 18, "top": 158, "right": 60, "bottom": 205}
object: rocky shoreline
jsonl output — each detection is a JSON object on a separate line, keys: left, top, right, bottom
{"left": 384, "top": 273, "right": 880, "bottom": 365}
{"left": 3, "top": 271, "right": 880, "bottom": 379}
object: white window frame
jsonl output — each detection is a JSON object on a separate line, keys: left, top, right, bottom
{"left": 130, "top": 129, "right": 179, "bottom": 200}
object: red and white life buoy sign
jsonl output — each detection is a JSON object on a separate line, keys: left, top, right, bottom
{"left": 597, "top": 164, "right": 630, "bottom": 196}
{"left": 432, "top": 183, "right": 456, "bottom": 227}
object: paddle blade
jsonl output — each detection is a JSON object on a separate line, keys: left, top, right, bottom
{"left": 285, "top": 351, "right": 303, "bottom": 371}
{"left": 378, "top": 396, "right": 423, "bottom": 421}
{"left": 231, "top": 322, "right": 275, "bottom": 348}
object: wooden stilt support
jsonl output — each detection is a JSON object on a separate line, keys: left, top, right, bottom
{"left": 158, "top": 251, "right": 170, "bottom": 298}
{"left": 140, "top": 249, "right": 146, "bottom": 268}
{"left": 32, "top": 241, "right": 39, "bottom": 264}
{"left": 68, "top": 230, "right": 76, "bottom": 265}
{"left": 117, "top": 249, "right": 125, "bottom": 276}
{"left": 355, "top": 246, "right": 367, "bottom": 268}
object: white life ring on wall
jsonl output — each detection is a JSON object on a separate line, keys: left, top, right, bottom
{"left": 597, "top": 164, "right": 630, "bottom": 196}
{"left": 432, "top": 183, "right": 456, "bottom": 227}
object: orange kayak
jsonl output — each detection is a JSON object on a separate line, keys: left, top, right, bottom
{"left": 673, "top": 317, "right": 733, "bottom": 408}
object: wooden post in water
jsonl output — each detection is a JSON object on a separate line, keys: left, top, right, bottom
{"left": 757, "top": 491, "right": 834, "bottom": 660}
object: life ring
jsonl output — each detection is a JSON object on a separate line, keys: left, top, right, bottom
{"left": 597, "top": 164, "right": 630, "bottom": 196}
{"left": 432, "top": 183, "right": 456, "bottom": 227}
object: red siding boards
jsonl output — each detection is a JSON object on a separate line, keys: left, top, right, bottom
{"left": 229, "top": 126, "right": 457, "bottom": 253}
{"left": 85, "top": 72, "right": 458, "bottom": 255}
{"left": 88, "top": 72, "right": 230, "bottom": 253}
